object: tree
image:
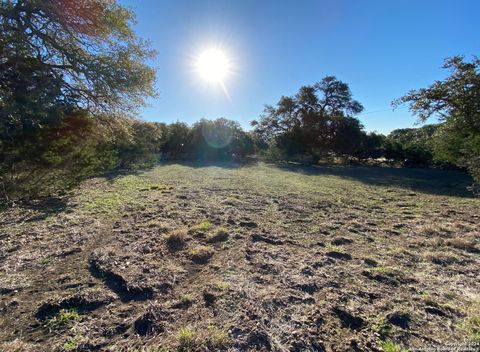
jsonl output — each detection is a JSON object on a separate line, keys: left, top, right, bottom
{"left": 393, "top": 56, "right": 480, "bottom": 188}
{"left": 116, "top": 120, "right": 165, "bottom": 167}
{"left": 384, "top": 125, "right": 438, "bottom": 166}
{"left": 359, "top": 132, "right": 386, "bottom": 159}
{"left": 0, "top": 110, "right": 124, "bottom": 201}
{"left": 0, "top": 0, "right": 157, "bottom": 202}
{"left": 161, "top": 122, "right": 190, "bottom": 160}
{"left": 252, "top": 76, "right": 364, "bottom": 159}
{"left": 188, "top": 118, "right": 254, "bottom": 160}
{"left": 0, "top": 0, "right": 156, "bottom": 135}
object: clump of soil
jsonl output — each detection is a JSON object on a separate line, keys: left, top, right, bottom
{"left": 189, "top": 246, "right": 215, "bottom": 264}
{"left": 36, "top": 289, "right": 115, "bottom": 321}
{"left": 133, "top": 306, "right": 167, "bottom": 336}
{"left": 89, "top": 250, "right": 154, "bottom": 301}
{"left": 207, "top": 228, "right": 229, "bottom": 243}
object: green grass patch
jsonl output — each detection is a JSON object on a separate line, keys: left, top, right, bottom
{"left": 464, "top": 316, "right": 480, "bottom": 342}
{"left": 214, "top": 281, "right": 230, "bottom": 291}
{"left": 379, "top": 339, "right": 405, "bottom": 352}
{"left": 375, "top": 322, "right": 393, "bottom": 338}
{"left": 63, "top": 339, "right": 78, "bottom": 351}
{"left": 80, "top": 175, "right": 163, "bottom": 217}
{"left": 197, "top": 219, "right": 212, "bottom": 231}
{"left": 180, "top": 294, "right": 193, "bottom": 305}
{"left": 44, "top": 308, "right": 79, "bottom": 330}
{"left": 177, "top": 326, "right": 194, "bottom": 351}
{"left": 326, "top": 244, "right": 342, "bottom": 252}
{"left": 206, "top": 324, "right": 229, "bottom": 349}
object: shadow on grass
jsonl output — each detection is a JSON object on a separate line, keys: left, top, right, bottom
{"left": 19, "top": 197, "right": 69, "bottom": 222}
{"left": 275, "top": 163, "right": 475, "bottom": 198}
{"left": 154, "top": 159, "right": 474, "bottom": 198}
{"left": 5, "top": 159, "right": 473, "bottom": 222}
{"left": 156, "top": 158, "right": 257, "bottom": 170}
{"left": 5, "top": 164, "right": 158, "bottom": 221}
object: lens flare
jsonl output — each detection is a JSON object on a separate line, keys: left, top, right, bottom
{"left": 202, "top": 123, "right": 233, "bottom": 149}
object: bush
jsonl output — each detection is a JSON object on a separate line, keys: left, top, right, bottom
{"left": 0, "top": 110, "right": 118, "bottom": 203}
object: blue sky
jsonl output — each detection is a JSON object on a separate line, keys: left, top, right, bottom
{"left": 120, "top": 0, "right": 479, "bottom": 134}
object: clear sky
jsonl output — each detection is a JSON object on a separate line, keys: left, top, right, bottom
{"left": 120, "top": 0, "right": 479, "bottom": 134}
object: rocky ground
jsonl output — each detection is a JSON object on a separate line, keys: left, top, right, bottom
{"left": 0, "top": 162, "right": 479, "bottom": 352}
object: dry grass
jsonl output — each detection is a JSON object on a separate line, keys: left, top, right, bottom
{"left": 0, "top": 162, "right": 478, "bottom": 351}
{"left": 165, "top": 228, "right": 187, "bottom": 249}
{"left": 188, "top": 245, "right": 215, "bottom": 264}
{"left": 207, "top": 227, "right": 229, "bottom": 243}
{"left": 0, "top": 340, "right": 37, "bottom": 352}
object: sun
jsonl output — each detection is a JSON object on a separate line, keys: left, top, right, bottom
{"left": 196, "top": 48, "right": 230, "bottom": 84}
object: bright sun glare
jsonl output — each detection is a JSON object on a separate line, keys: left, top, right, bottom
{"left": 196, "top": 48, "right": 230, "bottom": 84}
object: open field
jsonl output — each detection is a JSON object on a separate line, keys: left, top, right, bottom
{"left": 0, "top": 162, "right": 479, "bottom": 351}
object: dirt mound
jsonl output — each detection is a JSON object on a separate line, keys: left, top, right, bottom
{"left": 89, "top": 250, "right": 155, "bottom": 301}
{"left": 133, "top": 306, "right": 168, "bottom": 336}
{"left": 36, "top": 289, "right": 115, "bottom": 321}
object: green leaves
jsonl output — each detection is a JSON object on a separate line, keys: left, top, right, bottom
{"left": 394, "top": 56, "right": 480, "bottom": 189}
{"left": 252, "top": 76, "right": 365, "bottom": 157}
{"left": 0, "top": 0, "right": 157, "bottom": 126}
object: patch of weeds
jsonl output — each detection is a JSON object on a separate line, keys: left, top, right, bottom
{"left": 188, "top": 246, "right": 215, "bottom": 264}
{"left": 374, "top": 322, "right": 393, "bottom": 338}
{"left": 197, "top": 220, "right": 212, "bottom": 231}
{"left": 214, "top": 281, "right": 230, "bottom": 291}
{"left": 166, "top": 228, "right": 187, "bottom": 249}
{"left": 379, "top": 339, "right": 404, "bottom": 352}
{"left": 44, "top": 308, "right": 79, "bottom": 330}
{"left": 421, "top": 291, "right": 431, "bottom": 299}
{"left": 326, "top": 243, "right": 342, "bottom": 253}
{"left": 177, "top": 326, "right": 195, "bottom": 351}
{"left": 206, "top": 324, "right": 229, "bottom": 349}
{"left": 464, "top": 316, "right": 480, "bottom": 342}
{"left": 63, "top": 339, "right": 78, "bottom": 351}
{"left": 181, "top": 294, "right": 193, "bottom": 305}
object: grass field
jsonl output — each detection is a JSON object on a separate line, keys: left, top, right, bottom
{"left": 0, "top": 162, "right": 479, "bottom": 351}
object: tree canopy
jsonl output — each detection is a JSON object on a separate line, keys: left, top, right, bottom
{"left": 393, "top": 56, "right": 480, "bottom": 190}
{"left": 0, "top": 0, "right": 156, "bottom": 138}
{"left": 393, "top": 56, "right": 480, "bottom": 132}
{"left": 252, "top": 76, "right": 364, "bottom": 159}
{"left": 0, "top": 0, "right": 157, "bottom": 202}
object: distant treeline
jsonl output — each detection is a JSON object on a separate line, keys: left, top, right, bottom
{"left": 1, "top": 0, "right": 478, "bottom": 203}
{"left": 0, "top": 109, "right": 465, "bottom": 202}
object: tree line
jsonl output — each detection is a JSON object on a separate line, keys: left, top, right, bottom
{"left": 1, "top": 0, "right": 479, "bottom": 203}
